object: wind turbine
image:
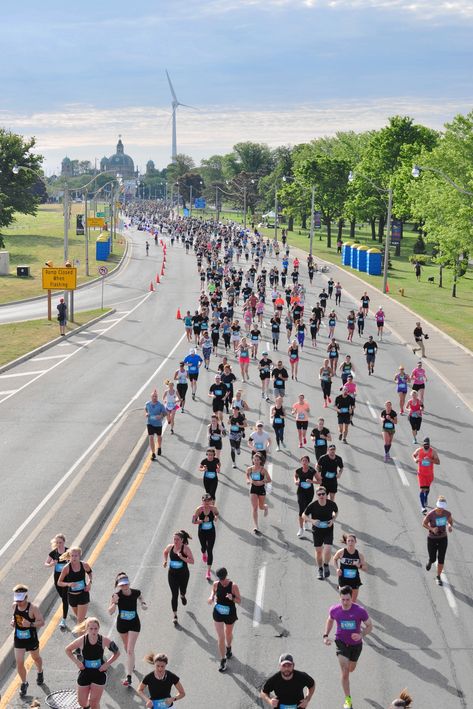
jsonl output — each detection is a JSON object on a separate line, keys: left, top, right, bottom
{"left": 165, "top": 69, "right": 196, "bottom": 163}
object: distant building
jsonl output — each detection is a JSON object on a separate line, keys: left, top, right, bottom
{"left": 146, "top": 160, "right": 156, "bottom": 175}
{"left": 100, "top": 136, "right": 137, "bottom": 179}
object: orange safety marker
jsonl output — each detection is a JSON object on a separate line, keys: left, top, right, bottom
{"left": 386, "top": 281, "right": 390, "bottom": 293}
{"left": 161, "top": 264, "right": 165, "bottom": 276}
{"left": 149, "top": 281, "right": 155, "bottom": 291}
{"left": 176, "top": 308, "right": 182, "bottom": 319}
{"left": 156, "top": 273, "right": 160, "bottom": 284}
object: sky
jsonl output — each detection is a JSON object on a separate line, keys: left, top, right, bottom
{"left": 1, "top": 0, "right": 472, "bottom": 174}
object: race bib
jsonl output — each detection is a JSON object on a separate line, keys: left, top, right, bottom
{"left": 169, "top": 560, "right": 184, "bottom": 569}
{"left": 300, "top": 481, "right": 312, "bottom": 489}
{"left": 343, "top": 568, "right": 357, "bottom": 579}
{"left": 84, "top": 659, "right": 101, "bottom": 669}
{"left": 16, "top": 629, "right": 31, "bottom": 639}
{"left": 340, "top": 620, "right": 357, "bottom": 630}
{"left": 70, "top": 580, "right": 85, "bottom": 592}
{"left": 201, "top": 521, "right": 213, "bottom": 531}
{"left": 120, "top": 610, "right": 136, "bottom": 621}
{"left": 215, "top": 603, "right": 230, "bottom": 616}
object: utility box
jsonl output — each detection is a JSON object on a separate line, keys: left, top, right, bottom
{"left": 0, "top": 251, "right": 9, "bottom": 275}
{"left": 17, "top": 265, "right": 30, "bottom": 278}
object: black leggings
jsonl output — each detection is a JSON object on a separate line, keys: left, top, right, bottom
{"left": 427, "top": 536, "right": 448, "bottom": 565}
{"left": 203, "top": 475, "right": 218, "bottom": 499}
{"left": 198, "top": 527, "right": 216, "bottom": 566}
{"left": 168, "top": 569, "right": 190, "bottom": 612}
{"left": 177, "top": 383, "right": 188, "bottom": 402}
{"left": 321, "top": 381, "right": 332, "bottom": 399}
{"left": 55, "top": 581, "right": 69, "bottom": 620}
{"left": 230, "top": 439, "right": 241, "bottom": 461}
{"left": 273, "top": 425, "right": 284, "bottom": 445}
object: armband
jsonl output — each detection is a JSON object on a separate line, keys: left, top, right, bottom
{"left": 109, "top": 640, "right": 119, "bottom": 653}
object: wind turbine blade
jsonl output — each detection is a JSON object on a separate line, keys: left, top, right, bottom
{"left": 178, "top": 102, "right": 198, "bottom": 110}
{"left": 165, "top": 69, "right": 178, "bottom": 103}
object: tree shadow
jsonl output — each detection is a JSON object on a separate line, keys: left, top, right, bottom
{"left": 348, "top": 527, "right": 422, "bottom": 568}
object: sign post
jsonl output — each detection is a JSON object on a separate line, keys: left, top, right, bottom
{"left": 98, "top": 265, "right": 108, "bottom": 309}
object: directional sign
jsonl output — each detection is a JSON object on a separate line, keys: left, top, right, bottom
{"left": 98, "top": 266, "right": 109, "bottom": 276}
{"left": 96, "top": 211, "right": 105, "bottom": 218}
{"left": 87, "top": 217, "right": 105, "bottom": 228}
{"left": 42, "top": 267, "right": 77, "bottom": 290}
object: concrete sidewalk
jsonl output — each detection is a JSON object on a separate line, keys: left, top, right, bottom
{"left": 292, "top": 244, "right": 473, "bottom": 411}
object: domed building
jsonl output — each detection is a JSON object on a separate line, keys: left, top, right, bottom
{"left": 100, "top": 136, "right": 137, "bottom": 178}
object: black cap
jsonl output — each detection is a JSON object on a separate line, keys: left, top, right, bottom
{"left": 423, "top": 437, "right": 430, "bottom": 444}
{"left": 279, "top": 654, "right": 294, "bottom": 665}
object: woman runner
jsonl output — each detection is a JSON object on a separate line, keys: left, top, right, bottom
{"left": 380, "top": 401, "right": 398, "bottom": 462}
{"left": 57, "top": 547, "right": 92, "bottom": 624}
{"left": 288, "top": 339, "right": 299, "bottom": 380}
{"left": 319, "top": 359, "right": 333, "bottom": 408}
{"left": 394, "top": 366, "right": 410, "bottom": 415}
{"left": 295, "top": 456, "right": 316, "bottom": 538}
{"left": 44, "top": 533, "right": 69, "bottom": 630}
{"left": 246, "top": 454, "right": 272, "bottom": 534}
{"left": 108, "top": 572, "right": 147, "bottom": 687}
{"left": 333, "top": 534, "right": 367, "bottom": 603}
{"left": 208, "top": 567, "right": 241, "bottom": 673}
{"left": 271, "top": 396, "right": 286, "bottom": 451}
{"left": 192, "top": 494, "right": 219, "bottom": 581}
{"left": 163, "top": 531, "right": 194, "bottom": 626}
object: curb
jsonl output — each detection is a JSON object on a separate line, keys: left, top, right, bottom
{"left": 0, "top": 429, "right": 148, "bottom": 686}
{"left": 0, "top": 234, "right": 130, "bottom": 309}
{"left": 0, "top": 308, "right": 116, "bottom": 374}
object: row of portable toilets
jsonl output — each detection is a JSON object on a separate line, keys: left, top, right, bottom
{"left": 342, "top": 242, "right": 382, "bottom": 276}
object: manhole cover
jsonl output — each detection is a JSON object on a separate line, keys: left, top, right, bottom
{"left": 45, "top": 689, "right": 80, "bottom": 708}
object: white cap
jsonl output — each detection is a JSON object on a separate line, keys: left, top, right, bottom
{"left": 13, "top": 591, "right": 27, "bottom": 601}
{"left": 436, "top": 499, "right": 447, "bottom": 509}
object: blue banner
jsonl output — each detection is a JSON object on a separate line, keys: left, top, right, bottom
{"left": 314, "top": 211, "right": 322, "bottom": 229}
{"left": 391, "top": 219, "right": 402, "bottom": 244}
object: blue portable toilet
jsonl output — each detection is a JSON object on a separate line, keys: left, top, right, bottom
{"left": 357, "top": 245, "right": 368, "bottom": 272}
{"left": 367, "top": 248, "right": 382, "bottom": 276}
{"left": 342, "top": 242, "right": 353, "bottom": 266}
{"left": 96, "top": 233, "right": 110, "bottom": 261}
{"left": 351, "top": 243, "right": 360, "bottom": 269}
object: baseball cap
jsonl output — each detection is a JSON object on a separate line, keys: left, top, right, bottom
{"left": 423, "top": 437, "right": 430, "bottom": 444}
{"left": 328, "top": 444, "right": 336, "bottom": 449}
{"left": 256, "top": 421, "right": 264, "bottom": 427}
{"left": 262, "top": 351, "right": 268, "bottom": 355}
{"left": 279, "top": 654, "right": 294, "bottom": 665}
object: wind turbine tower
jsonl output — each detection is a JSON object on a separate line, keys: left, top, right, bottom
{"left": 166, "top": 70, "right": 195, "bottom": 163}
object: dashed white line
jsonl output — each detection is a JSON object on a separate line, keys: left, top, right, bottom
{"left": 0, "top": 390, "right": 16, "bottom": 395}
{"left": 252, "top": 563, "right": 267, "bottom": 628}
{"left": 89, "top": 328, "right": 107, "bottom": 333}
{"left": 366, "top": 401, "right": 378, "bottom": 419}
{"left": 441, "top": 573, "right": 459, "bottom": 616}
{"left": 33, "top": 354, "right": 68, "bottom": 361}
{"left": 57, "top": 342, "right": 72, "bottom": 347}
{"left": 392, "top": 457, "right": 410, "bottom": 486}
{"left": 0, "top": 370, "right": 46, "bottom": 378}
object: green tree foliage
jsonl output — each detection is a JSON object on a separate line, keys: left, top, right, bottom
{"left": 166, "top": 154, "right": 195, "bottom": 184}
{"left": 0, "top": 129, "right": 43, "bottom": 246}
{"left": 176, "top": 172, "right": 204, "bottom": 208}
{"left": 223, "top": 142, "right": 274, "bottom": 178}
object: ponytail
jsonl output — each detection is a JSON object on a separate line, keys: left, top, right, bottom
{"left": 177, "top": 530, "right": 192, "bottom": 545}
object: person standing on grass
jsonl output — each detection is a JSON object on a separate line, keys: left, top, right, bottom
{"left": 57, "top": 297, "right": 67, "bottom": 336}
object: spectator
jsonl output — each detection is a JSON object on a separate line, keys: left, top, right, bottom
{"left": 57, "top": 297, "right": 67, "bottom": 336}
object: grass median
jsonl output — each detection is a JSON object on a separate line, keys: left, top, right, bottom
{"left": 0, "top": 204, "right": 126, "bottom": 303}
{"left": 218, "top": 210, "right": 473, "bottom": 351}
{"left": 0, "top": 308, "right": 111, "bottom": 367}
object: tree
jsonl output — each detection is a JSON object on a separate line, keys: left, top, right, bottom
{"left": 166, "top": 154, "right": 195, "bottom": 184}
{"left": 176, "top": 172, "right": 204, "bottom": 208}
{"left": 223, "top": 142, "right": 274, "bottom": 178}
{"left": 30, "top": 175, "right": 48, "bottom": 204}
{"left": 0, "top": 129, "right": 43, "bottom": 247}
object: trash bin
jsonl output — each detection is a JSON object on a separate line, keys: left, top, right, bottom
{"left": 17, "top": 265, "right": 30, "bottom": 277}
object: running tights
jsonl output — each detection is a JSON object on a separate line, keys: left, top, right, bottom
{"left": 321, "top": 381, "right": 332, "bottom": 400}
{"left": 273, "top": 425, "right": 284, "bottom": 446}
{"left": 55, "top": 583, "right": 69, "bottom": 620}
{"left": 168, "top": 569, "right": 190, "bottom": 612}
{"left": 198, "top": 527, "right": 216, "bottom": 567}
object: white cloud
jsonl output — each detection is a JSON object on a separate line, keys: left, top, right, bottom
{"left": 1, "top": 98, "right": 471, "bottom": 172}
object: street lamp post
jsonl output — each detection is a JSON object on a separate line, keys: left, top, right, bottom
{"left": 309, "top": 184, "right": 316, "bottom": 258}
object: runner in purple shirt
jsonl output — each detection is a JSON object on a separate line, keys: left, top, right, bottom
{"left": 323, "top": 586, "right": 372, "bottom": 709}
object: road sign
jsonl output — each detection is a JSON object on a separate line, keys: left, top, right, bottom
{"left": 194, "top": 197, "right": 206, "bottom": 209}
{"left": 98, "top": 266, "right": 109, "bottom": 276}
{"left": 42, "top": 267, "right": 77, "bottom": 290}
{"left": 76, "top": 214, "right": 85, "bottom": 235}
{"left": 96, "top": 211, "right": 105, "bottom": 218}
{"left": 87, "top": 217, "right": 105, "bottom": 228}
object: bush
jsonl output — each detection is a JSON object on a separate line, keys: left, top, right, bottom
{"left": 409, "top": 254, "right": 429, "bottom": 265}
{"left": 413, "top": 234, "right": 426, "bottom": 254}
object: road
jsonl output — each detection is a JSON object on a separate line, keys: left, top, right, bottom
{"left": 1, "top": 235, "right": 472, "bottom": 708}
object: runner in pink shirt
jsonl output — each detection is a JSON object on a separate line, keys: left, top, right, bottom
{"left": 411, "top": 361, "right": 428, "bottom": 405}
{"left": 375, "top": 307, "right": 385, "bottom": 341}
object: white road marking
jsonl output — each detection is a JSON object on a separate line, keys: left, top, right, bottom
{"left": 0, "top": 390, "right": 16, "bottom": 395}
{"left": 366, "top": 401, "right": 378, "bottom": 419}
{"left": 0, "top": 370, "right": 46, "bottom": 378}
{"left": 441, "top": 573, "right": 459, "bottom": 617}
{"left": 392, "top": 457, "right": 410, "bottom": 486}
{"left": 116, "top": 310, "right": 131, "bottom": 315}
{"left": 252, "top": 563, "right": 267, "bottom": 627}
{"left": 32, "top": 354, "right": 68, "bottom": 361}
{"left": 57, "top": 342, "right": 72, "bottom": 346}
{"left": 89, "top": 328, "right": 107, "bottom": 333}
{"left": 0, "top": 329, "right": 186, "bottom": 560}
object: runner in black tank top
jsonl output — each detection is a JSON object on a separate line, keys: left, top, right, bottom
{"left": 209, "top": 568, "right": 241, "bottom": 672}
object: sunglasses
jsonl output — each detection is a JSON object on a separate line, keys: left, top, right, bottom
{"left": 317, "top": 492, "right": 326, "bottom": 497}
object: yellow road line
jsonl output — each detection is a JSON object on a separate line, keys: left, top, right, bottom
{"left": 0, "top": 456, "right": 151, "bottom": 707}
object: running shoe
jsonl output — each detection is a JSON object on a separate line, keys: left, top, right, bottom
{"left": 297, "top": 528, "right": 304, "bottom": 538}
{"left": 122, "top": 676, "right": 132, "bottom": 687}
{"left": 422, "top": 507, "right": 428, "bottom": 515}
{"left": 225, "top": 646, "right": 233, "bottom": 659}
{"left": 59, "top": 618, "right": 67, "bottom": 629}
{"left": 436, "top": 575, "right": 443, "bottom": 586}
{"left": 36, "top": 672, "right": 44, "bottom": 686}
{"left": 339, "top": 434, "right": 343, "bottom": 441}
{"left": 343, "top": 697, "right": 353, "bottom": 709}
{"left": 219, "top": 659, "right": 227, "bottom": 672}
{"left": 157, "top": 448, "right": 162, "bottom": 456}
{"left": 232, "top": 462, "right": 237, "bottom": 469}
{"left": 324, "top": 564, "right": 330, "bottom": 578}
{"left": 343, "top": 438, "right": 347, "bottom": 444}
{"left": 151, "top": 453, "right": 156, "bottom": 461}
{"left": 180, "top": 595, "right": 187, "bottom": 606}
{"left": 20, "top": 682, "right": 28, "bottom": 697}
{"left": 328, "top": 398, "right": 332, "bottom": 403}
{"left": 206, "top": 569, "right": 211, "bottom": 581}
{"left": 303, "top": 437, "right": 307, "bottom": 444}
{"left": 323, "top": 401, "right": 328, "bottom": 408}
{"left": 317, "top": 567, "right": 324, "bottom": 580}
{"left": 426, "top": 561, "right": 432, "bottom": 571}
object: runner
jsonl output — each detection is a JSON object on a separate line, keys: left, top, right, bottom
{"left": 250, "top": 322, "right": 262, "bottom": 359}
{"left": 285, "top": 311, "right": 293, "bottom": 343}
{"left": 237, "top": 336, "right": 251, "bottom": 381}
{"left": 288, "top": 339, "right": 300, "bottom": 380}
{"left": 259, "top": 350, "right": 273, "bottom": 401}
{"left": 375, "top": 306, "right": 385, "bottom": 341}
{"left": 327, "top": 310, "right": 337, "bottom": 339}
{"left": 405, "top": 389, "right": 424, "bottom": 443}
{"left": 183, "top": 311, "right": 193, "bottom": 342}
{"left": 423, "top": 496, "right": 453, "bottom": 587}
{"left": 260, "top": 654, "right": 315, "bottom": 708}
{"left": 200, "top": 329, "right": 213, "bottom": 370}
{"left": 228, "top": 405, "right": 247, "bottom": 468}
{"left": 220, "top": 363, "right": 237, "bottom": 414}
{"left": 413, "top": 437, "right": 440, "bottom": 513}
{"left": 327, "top": 338, "right": 340, "bottom": 376}
{"left": 108, "top": 572, "right": 147, "bottom": 687}
{"left": 411, "top": 360, "right": 427, "bottom": 406}
{"left": 138, "top": 653, "right": 185, "bottom": 707}
{"left": 412, "top": 321, "right": 427, "bottom": 358}
{"left": 163, "top": 379, "right": 179, "bottom": 434}
{"left": 44, "top": 533, "right": 69, "bottom": 630}
{"left": 209, "top": 374, "right": 227, "bottom": 424}
{"left": 208, "top": 567, "right": 241, "bottom": 672}
{"left": 292, "top": 393, "right": 311, "bottom": 448}
{"left": 184, "top": 347, "right": 203, "bottom": 401}
{"left": 380, "top": 401, "right": 398, "bottom": 462}
{"left": 272, "top": 360, "right": 289, "bottom": 399}
{"left": 310, "top": 417, "right": 332, "bottom": 461}
{"left": 393, "top": 366, "right": 410, "bottom": 414}
{"left": 271, "top": 395, "right": 286, "bottom": 451}
{"left": 303, "top": 485, "right": 338, "bottom": 580}
{"left": 356, "top": 308, "right": 365, "bottom": 337}
{"left": 319, "top": 359, "right": 333, "bottom": 408}
{"left": 335, "top": 388, "right": 355, "bottom": 444}
{"left": 360, "top": 292, "right": 370, "bottom": 317}
{"left": 309, "top": 314, "right": 318, "bottom": 348}
{"left": 248, "top": 421, "right": 271, "bottom": 463}
{"left": 200, "top": 447, "right": 220, "bottom": 499}
{"left": 295, "top": 456, "right": 316, "bottom": 538}
{"left": 270, "top": 314, "right": 281, "bottom": 351}
{"left": 192, "top": 494, "right": 219, "bottom": 581}
{"left": 57, "top": 547, "right": 93, "bottom": 624}
{"left": 163, "top": 531, "right": 194, "bottom": 626}
{"left": 333, "top": 534, "right": 367, "bottom": 602}
{"left": 339, "top": 355, "right": 355, "bottom": 385}
{"left": 145, "top": 389, "right": 166, "bottom": 460}
{"left": 323, "top": 587, "right": 373, "bottom": 709}
{"left": 174, "top": 362, "right": 189, "bottom": 413}
{"left": 65, "top": 617, "right": 120, "bottom": 709}
{"left": 210, "top": 317, "right": 221, "bottom": 353}
{"left": 335, "top": 281, "right": 342, "bottom": 306}
{"left": 363, "top": 335, "right": 378, "bottom": 375}
{"left": 317, "top": 444, "right": 344, "bottom": 501}
{"left": 11, "top": 584, "right": 45, "bottom": 697}
{"left": 246, "top": 454, "right": 271, "bottom": 534}
{"left": 346, "top": 310, "right": 356, "bottom": 342}
{"left": 296, "top": 318, "right": 306, "bottom": 349}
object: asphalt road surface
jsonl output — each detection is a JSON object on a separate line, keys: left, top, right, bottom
{"left": 1, "top": 230, "right": 472, "bottom": 708}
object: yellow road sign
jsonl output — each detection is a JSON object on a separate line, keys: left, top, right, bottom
{"left": 42, "top": 267, "right": 77, "bottom": 290}
{"left": 87, "top": 217, "right": 106, "bottom": 228}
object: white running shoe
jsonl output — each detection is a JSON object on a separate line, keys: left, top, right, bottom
{"left": 297, "top": 528, "right": 304, "bottom": 538}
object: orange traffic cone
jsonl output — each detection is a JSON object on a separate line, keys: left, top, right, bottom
{"left": 176, "top": 308, "right": 182, "bottom": 319}
{"left": 386, "top": 281, "right": 390, "bottom": 293}
{"left": 161, "top": 265, "right": 165, "bottom": 276}
{"left": 156, "top": 273, "right": 160, "bottom": 284}
{"left": 149, "top": 281, "right": 155, "bottom": 292}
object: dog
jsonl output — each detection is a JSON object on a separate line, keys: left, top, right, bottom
{"left": 427, "top": 276, "right": 434, "bottom": 283}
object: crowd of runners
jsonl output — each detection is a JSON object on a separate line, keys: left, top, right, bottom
{"left": 10, "top": 202, "right": 452, "bottom": 709}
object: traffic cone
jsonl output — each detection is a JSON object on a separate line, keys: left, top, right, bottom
{"left": 161, "top": 264, "right": 165, "bottom": 276}
{"left": 156, "top": 273, "right": 160, "bottom": 284}
{"left": 149, "top": 281, "right": 155, "bottom": 292}
{"left": 176, "top": 308, "right": 182, "bottom": 319}
{"left": 386, "top": 281, "right": 390, "bottom": 293}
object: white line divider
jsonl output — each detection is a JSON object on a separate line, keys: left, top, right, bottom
{"left": 366, "top": 401, "right": 378, "bottom": 420}
{"left": 0, "top": 370, "right": 47, "bottom": 378}
{"left": 441, "top": 573, "right": 459, "bottom": 617}
{"left": 253, "top": 562, "right": 267, "bottom": 628}
{"left": 0, "top": 330, "right": 187, "bottom": 560}
{"left": 392, "top": 457, "right": 410, "bottom": 487}
{"left": 32, "top": 354, "right": 68, "bottom": 361}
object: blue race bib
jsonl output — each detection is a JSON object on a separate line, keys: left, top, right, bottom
{"left": 204, "top": 471, "right": 216, "bottom": 478}
{"left": 84, "top": 659, "right": 101, "bottom": 669}
{"left": 384, "top": 421, "right": 394, "bottom": 429}
{"left": 343, "top": 568, "right": 357, "bottom": 579}
{"left": 290, "top": 353, "right": 297, "bottom": 360}
{"left": 300, "top": 481, "right": 312, "bottom": 489}
{"left": 255, "top": 442, "right": 264, "bottom": 449}
{"left": 317, "top": 521, "right": 328, "bottom": 528}
{"left": 210, "top": 434, "right": 220, "bottom": 441}
{"left": 340, "top": 407, "right": 349, "bottom": 413}
{"left": 119, "top": 610, "right": 136, "bottom": 621}
{"left": 70, "top": 580, "right": 85, "bottom": 592}
{"left": 275, "top": 379, "right": 283, "bottom": 387}
{"left": 153, "top": 700, "right": 170, "bottom": 709}
{"left": 214, "top": 389, "right": 222, "bottom": 396}
{"left": 250, "top": 472, "right": 261, "bottom": 481}
{"left": 436, "top": 516, "right": 447, "bottom": 527}
{"left": 169, "top": 560, "right": 184, "bottom": 569}
{"left": 55, "top": 562, "right": 65, "bottom": 573}
{"left": 340, "top": 620, "right": 357, "bottom": 630}
{"left": 279, "top": 705, "right": 298, "bottom": 709}
{"left": 16, "top": 629, "right": 31, "bottom": 639}
{"left": 325, "top": 471, "right": 336, "bottom": 479}
{"left": 201, "top": 521, "right": 213, "bottom": 530}
{"left": 231, "top": 425, "right": 240, "bottom": 432}
{"left": 316, "top": 439, "right": 326, "bottom": 446}
{"left": 215, "top": 603, "right": 231, "bottom": 616}
{"left": 421, "top": 458, "right": 431, "bottom": 467}
{"left": 274, "top": 417, "right": 283, "bottom": 424}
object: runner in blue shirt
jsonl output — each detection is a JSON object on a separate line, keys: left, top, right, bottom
{"left": 145, "top": 390, "right": 166, "bottom": 460}
{"left": 184, "top": 348, "right": 203, "bottom": 401}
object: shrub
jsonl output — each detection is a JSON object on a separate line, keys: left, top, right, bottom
{"left": 412, "top": 234, "right": 426, "bottom": 254}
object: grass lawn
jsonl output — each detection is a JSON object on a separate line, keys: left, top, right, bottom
{"left": 218, "top": 209, "right": 473, "bottom": 351}
{"left": 0, "top": 204, "right": 126, "bottom": 304}
{"left": 0, "top": 308, "right": 111, "bottom": 367}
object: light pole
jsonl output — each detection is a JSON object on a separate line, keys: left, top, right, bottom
{"left": 348, "top": 170, "right": 392, "bottom": 294}
{"left": 282, "top": 175, "right": 315, "bottom": 255}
